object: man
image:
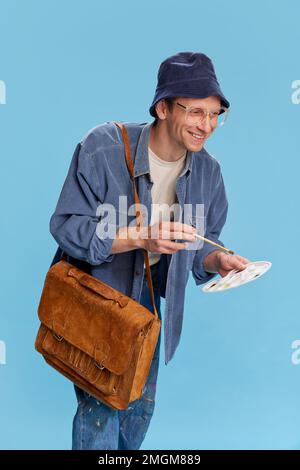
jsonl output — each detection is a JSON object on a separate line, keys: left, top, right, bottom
{"left": 49, "top": 51, "right": 250, "bottom": 450}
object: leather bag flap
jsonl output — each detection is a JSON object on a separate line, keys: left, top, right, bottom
{"left": 38, "top": 260, "right": 155, "bottom": 375}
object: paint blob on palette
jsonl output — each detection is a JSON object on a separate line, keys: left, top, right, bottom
{"left": 202, "top": 261, "right": 272, "bottom": 293}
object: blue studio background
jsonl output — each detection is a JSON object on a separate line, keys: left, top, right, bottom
{"left": 1, "top": 0, "right": 299, "bottom": 450}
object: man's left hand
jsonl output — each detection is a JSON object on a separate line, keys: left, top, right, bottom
{"left": 204, "top": 250, "right": 251, "bottom": 278}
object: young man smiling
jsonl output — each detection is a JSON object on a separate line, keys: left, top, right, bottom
{"left": 49, "top": 51, "right": 249, "bottom": 450}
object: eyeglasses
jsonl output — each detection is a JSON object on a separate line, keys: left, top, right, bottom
{"left": 175, "top": 101, "right": 229, "bottom": 128}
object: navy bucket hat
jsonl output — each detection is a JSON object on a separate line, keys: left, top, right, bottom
{"left": 149, "top": 51, "right": 230, "bottom": 117}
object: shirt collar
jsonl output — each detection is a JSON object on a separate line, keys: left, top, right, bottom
{"left": 134, "top": 122, "right": 194, "bottom": 179}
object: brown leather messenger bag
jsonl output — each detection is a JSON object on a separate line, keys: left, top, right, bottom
{"left": 35, "top": 122, "right": 161, "bottom": 410}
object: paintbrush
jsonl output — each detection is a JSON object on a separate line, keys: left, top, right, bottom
{"left": 194, "top": 233, "right": 234, "bottom": 255}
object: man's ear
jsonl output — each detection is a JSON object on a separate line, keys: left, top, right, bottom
{"left": 155, "top": 99, "right": 168, "bottom": 121}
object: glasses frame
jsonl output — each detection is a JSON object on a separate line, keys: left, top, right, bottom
{"left": 175, "top": 101, "right": 229, "bottom": 127}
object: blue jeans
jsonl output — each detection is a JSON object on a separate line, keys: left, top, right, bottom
{"left": 72, "top": 260, "right": 162, "bottom": 450}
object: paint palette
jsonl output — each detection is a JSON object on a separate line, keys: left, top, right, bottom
{"left": 202, "top": 261, "right": 272, "bottom": 293}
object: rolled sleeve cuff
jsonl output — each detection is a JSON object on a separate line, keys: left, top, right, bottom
{"left": 88, "top": 221, "right": 117, "bottom": 265}
{"left": 192, "top": 243, "right": 224, "bottom": 286}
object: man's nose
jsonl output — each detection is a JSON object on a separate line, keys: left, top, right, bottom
{"left": 197, "top": 115, "right": 212, "bottom": 133}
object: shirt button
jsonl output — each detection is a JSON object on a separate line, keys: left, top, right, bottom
{"left": 135, "top": 270, "right": 140, "bottom": 276}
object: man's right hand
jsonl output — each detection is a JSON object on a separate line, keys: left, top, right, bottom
{"left": 138, "top": 221, "right": 198, "bottom": 254}
{"left": 111, "top": 221, "right": 198, "bottom": 255}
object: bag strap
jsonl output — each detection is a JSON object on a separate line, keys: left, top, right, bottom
{"left": 61, "top": 122, "right": 159, "bottom": 320}
{"left": 114, "top": 122, "right": 158, "bottom": 320}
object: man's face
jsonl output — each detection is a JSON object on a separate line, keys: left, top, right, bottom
{"left": 161, "top": 95, "right": 222, "bottom": 152}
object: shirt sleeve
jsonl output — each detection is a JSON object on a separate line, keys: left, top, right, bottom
{"left": 49, "top": 142, "right": 116, "bottom": 266}
{"left": 191, "top": 162, "right": 228, "bottom": 285}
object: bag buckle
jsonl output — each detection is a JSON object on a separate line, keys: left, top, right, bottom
{"left": 94, "top": 361, "right": 105, "bottom": 370}
{"left": 53, "top": 333, "right": 64, "bottom": 342}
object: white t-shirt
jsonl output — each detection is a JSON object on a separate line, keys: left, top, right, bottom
{"left": 145, "top": 146, "right": 187, "bottom": 266}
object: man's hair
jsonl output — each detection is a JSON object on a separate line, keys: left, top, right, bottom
{"left": 152, "top": 97, "right": 177, "bottom": 126}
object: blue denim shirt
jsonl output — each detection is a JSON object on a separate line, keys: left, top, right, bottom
{"left": 49, "top": 121, "right": 228, "bottom": 365}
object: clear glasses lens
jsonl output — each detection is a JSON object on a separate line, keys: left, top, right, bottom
{"left": 185, "top": 107, "right": 229, "bottom": 128}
